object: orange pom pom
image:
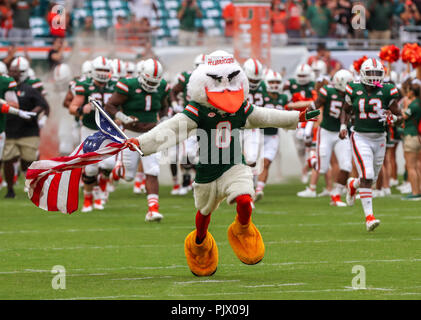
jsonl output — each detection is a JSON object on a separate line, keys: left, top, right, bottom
{"left": 379, "top": 45, "right": 400, "bottom": 63}
{"left": 353, "top": 56, "right": 368, "bottom": 73}
{"left": 401, "top": 43, "right": 421, "bottom": 68}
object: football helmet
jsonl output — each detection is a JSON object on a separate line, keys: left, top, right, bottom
{"left": 111, "top": 59, "right": 127, "bottom": 78}
{"left": 53, "top": 63, "right": 73, "bottom": 84}
{"left": 295, "top": 63, "right": 313, "bottom": 85}
{"left": 10, "top": 56, "right": 30, "bottom": 82}
{"left": 81, "top": 60, "right": 92, "bottom": 78}
{"left": 136, "top": 60, "right": 145, "bottom": 77}
{"left": 332, "top": 69, "right": 353, "bottom": 92}
{"left": 139, "top": 58, "right": 163, "bottom": 92}
{"left": 360, "top": 58, "right": 385, "bottom": 86}
{"left": 311, "top": 60, "right": 327, "bottom": 79}
{"left": 243, "top": 58, "right": 263, "bottom": 90}
{"left": 194, "top": 54, "right": 206, "bottom": 68}
{"left": 126, "top": 61, "right": 135, "bottom": 77}
{"left": 0, "top": 61, "right": 7, "bottom": 76}
{"left": 264, "top": 69, "right": 283, "bottom": 93}
{"left": 91, "top": 56, "right": 112, "bottom": 83}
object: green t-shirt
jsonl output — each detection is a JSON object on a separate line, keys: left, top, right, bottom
{"left": 318, "top": 85, "right": 345, "bottom": 132}
{"left": 404, "top": 98, "right": 421, "bottom": 137}
{"left": 288, "top": 78, "right": 315, "bottom": 99}
{"left": 115, "top": 78, "right": 170, "bottom": 123}
{"left": 177, "top": 5, "right": 198, "bottom": 31}
{"left": 262, "top": 90, "right": 289, "bottom": 136}
{"left": 345, "top": 81, "right": 399, "bottom": 133}
{"left": 182, "top": 100, "right": 254, "bottom": 183}
{"left": 368, "top": 0, "right": 392, "bottom": 31}
{"left": 306, "top": 5, "right": 333, "bottom": 37}
{"left": 75, "top": 78, "right": 117, "bottom": 130}
{"left": 0, "top": 76, "right": 17, "bottom": 133}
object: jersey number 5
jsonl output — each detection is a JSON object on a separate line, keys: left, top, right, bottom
{"left": 329, "top": 100, "right": 342, "bottom": 119}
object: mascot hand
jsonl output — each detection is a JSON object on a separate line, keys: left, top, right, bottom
{"left": 299, "top": 109, "right": 320, "bottom": 122}
{"left": 124, "top": 138, "right": 140, "bottom": 151}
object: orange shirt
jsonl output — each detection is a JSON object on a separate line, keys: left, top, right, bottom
{"left": 222, "top": 3, "right": 235, "bottom": 37}
{"left": 271, "top": 9, "right": 286, "bottom": 34}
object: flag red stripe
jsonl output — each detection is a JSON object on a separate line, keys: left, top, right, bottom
{"left": 47, "top": 173, "right": 62, "bottom": 211}
{"left": 30, "top": 174, "right": 49, "bottom": 207}
{"left": 67, "top": 168, "right": 82, "bottom": 214}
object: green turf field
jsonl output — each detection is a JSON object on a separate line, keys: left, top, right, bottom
{"left": 1, "top": 179, "right": 420, "bottom": 300}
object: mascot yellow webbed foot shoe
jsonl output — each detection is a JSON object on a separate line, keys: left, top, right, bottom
{"left": 227, "top": 216, "right": 265, "bottom": 265}
{"left": 184, "top": 230, "right": 218, "bottom": 276}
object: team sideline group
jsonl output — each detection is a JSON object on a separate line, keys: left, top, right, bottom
{"left": 0, "top": 51, "right": 420, "bottom": 232}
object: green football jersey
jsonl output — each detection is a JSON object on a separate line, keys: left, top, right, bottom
{"left": 75, "top": 78, "right": 117, "bottom": 130}
{"left": 115, "top": 78, "right": 170, "bottom": 123}
{"left": 262, "top": 90, "right": 289, "bottom": 135}
{"left": 176, "top": 71, "right": 192, "bottom": 106}
{"left": 24, "top": 78, "right": 45, "bottom": 95}
{"left": 247, "top": 82, "right": 267, "bottom": 107}
{"left": 182, "top": 100, "right": 254, "bottom": 183}
{"left": 318, "top": 85, "right": 345, "bottom": 132}
{"left": 0, "top": 75, "right": 17, "bottom": 133}
{"left": 288, "top": 78, "right": 315, "bottom": 99}
{"left": 345, "top": 81, "right": 399, "bottom": 133}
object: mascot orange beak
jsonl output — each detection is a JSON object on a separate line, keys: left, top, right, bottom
{"left": 206, "top": 86, "right": 244, "bottom": 113}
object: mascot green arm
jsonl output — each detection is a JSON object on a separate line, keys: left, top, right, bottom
{"left": 134, "top": 113, "right": 198, "bottom": 156}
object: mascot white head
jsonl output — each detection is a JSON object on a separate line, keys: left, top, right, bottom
{"left": 187, "top": 50, "right": 249, "bottom": 114}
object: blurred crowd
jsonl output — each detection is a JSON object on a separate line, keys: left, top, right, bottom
{"left": 0, "top": 0, "right": 421, "bottom": 47}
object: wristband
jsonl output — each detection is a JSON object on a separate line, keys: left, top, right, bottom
{"left": 340, "top": 124, "right": 347, "bottom": 132}
{"left": 171, "top": 101, "right": 179, "bottom": 108}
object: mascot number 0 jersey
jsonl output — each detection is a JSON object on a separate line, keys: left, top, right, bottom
{"left": 115, "top": 78, "right": 170, "bottom": 123}
{"left": 319, "top": 85, "right": 345, "bottom": 132}
{"left": 0, "top": 75, "right": 17, "bottom": 133}
{"left": 75, "top": 78, "right": 117, "bottom": 130}
{"left": 182, "top": 100, "right": 254, "bottom": 184}
{"left": 262, "top": 91, "right": 289, "bottom": 136}
{"left": 345, "top": 81, "right": 399, "bottom": 133}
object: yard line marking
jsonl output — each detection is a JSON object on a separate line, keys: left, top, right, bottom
{"left": 2, "top": 258, "right": 421, "bottom": 275}
{"left": 111, "top": 276, "right": 172, "bottom": 281}
{"left": 174, "top": 280, "right": 240, "bottom": 285}
{"left": 242, "top": 283, "right": 306, "bottom": 288}
{"left": 53, "top": 294, "right": 151, "bottom": 300}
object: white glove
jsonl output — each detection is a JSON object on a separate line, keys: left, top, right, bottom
{"left": 171, "top": 101, "right": 184, "bottom": 114}
{"left": 37, "top": 114, "right": 48, "bottom": 127}
{"left": 115, "top": 111, "right": 137, "bottom": 125}
{"left": 18, "top": 110, "right": 37, "bottom": 120}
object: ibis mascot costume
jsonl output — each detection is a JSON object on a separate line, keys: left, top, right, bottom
{"left": 126, "top": 51, "right": 319, "bottom": 276}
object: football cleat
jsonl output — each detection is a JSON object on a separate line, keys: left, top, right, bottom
{"left": 366, "top": 215, "right": 380, "bottom": 232}
{"left": 317, "top": 188, "right": 330, "bottom": 197}
{"left": 254, "top": 190, "right": 264, "bottom": 203}
{"left": 178, "top": 186, "right": 189, "bottom": 195}
{"left": 389, "top": 179, "right": 399, "bottom": 187}
{"left": 82, "top": 196, "right": 93, "bottom": 212}
{"left": 346, "top": 178, "right": 357, "bottom": 206}
{"left": 93, "top": 198, "right": 105, "bottom": 210}
{"left": 145, "top": 207, "right": 163, "bottom": 222}
{"left": 171, "top": 184, "right": 180, "bottom": 195}
{"left": 297, "top": 187, "right": 316, "bottom": 198}
{"left": 330, "top": 194, "right": 347, "bottom": 207}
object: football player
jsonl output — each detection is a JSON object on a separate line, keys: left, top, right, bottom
{"left": 243, "top": 58, "right": 266, "bottom": 176}
{"left": 254, "top": 69, "right": 289, "bottom": 202}
{"left": 105, "top": 58, "right": 170, "bottom": 222}
{"left": 284, "top": 63, "right": 316, "bottom": 184}
{"left": 69, "top": 56, "right": 117, "bottom": 212}
{"left": 340, "top": 58, "right": 401, "bottom": 231}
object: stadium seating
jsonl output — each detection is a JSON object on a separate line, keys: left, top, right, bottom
{"left": 27, "top": 0, "right": 230, "bottom": 45}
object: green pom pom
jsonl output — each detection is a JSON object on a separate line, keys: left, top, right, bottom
{"left": 306, "top": 109, "right": 320, "bottom": 120}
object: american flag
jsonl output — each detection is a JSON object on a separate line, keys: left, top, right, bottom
{"left": 25, "top": 106, "right": 127, "bottom": 214}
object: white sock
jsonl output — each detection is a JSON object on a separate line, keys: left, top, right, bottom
{"left": 359, "top": 188, "right": 373, "bottom": 218}
{"left": 309, "top": 184, "right": 316, "bottom": 191}
{"left": 147, "top": 194, "right": 159, "bottom": 209}
{"left": 256, "top": 181, "right": 265, "bottom": 192}
{"left": 351, "top": 178, "right": 360, "bottom": 189}
{"left": 135, "top": 172, "right": 145, "bottom": 182}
